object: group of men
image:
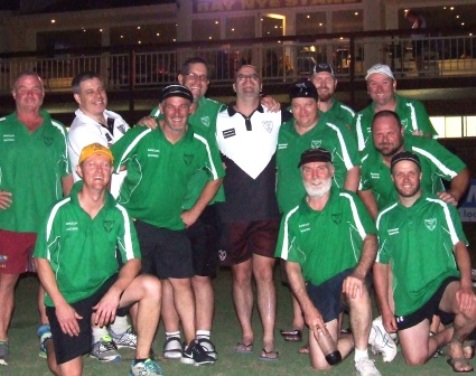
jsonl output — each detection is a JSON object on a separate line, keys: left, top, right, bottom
{"left": 0, "top": 57, "right": 474, "bottom": 376}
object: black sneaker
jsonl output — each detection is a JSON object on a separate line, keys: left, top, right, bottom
{"left": 180, "top": 340, "right": 215, "bottom": 366}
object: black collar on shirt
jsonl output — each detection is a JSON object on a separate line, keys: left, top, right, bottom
{"left": 226, "top": 104, "right": 265, "bottom": 131}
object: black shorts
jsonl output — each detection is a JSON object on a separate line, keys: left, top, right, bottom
{"left": 396, "top": 276, "right": 458, "bottom": 331}
{"left": 135, "top": 220, "right": 194, "bottom": 279}
{"left": 46, "top": 274, "right": 129, "bottom": 364}
{"left": 306, "top": 268, "right": 354, "bottom": 323}
{"left": 218, "top": 219, "right": 279, "bottom": 267}
{"left": 186, "top": 205, "right": 220, "bottom": 278}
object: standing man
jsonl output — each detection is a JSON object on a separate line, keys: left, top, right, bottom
{"left": 277, "top": 80, "right": 360, "bottom": 343}
{"left": 216, "top": 64, "right": 292, "bottom": 360}
{"left": 0, "top": 71, "right": 73, "bottom": 366}
{"left": 68, "top": 72, "right": 130, "bottom": 197}
{"left": 360, "top": 110, "right": 468, "bottom": 219}
{"left": 353, "top": 64, "right": 438, "bottom": 151}
{"left": 374, "top": 151, "right": 476, "bottom": 373}
{"left": 309, "top": 63, "right": 355, "bottom": 130}
{"left": 276, "top": 148, "right": 381, "bottom": 376}
{"left": 34, "top": 143, "right": 163, "bottom": 376}
{"left": 111, "top": 84, "right": 223, "bottom": 366}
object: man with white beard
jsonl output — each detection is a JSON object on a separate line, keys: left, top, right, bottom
{"left": 275, "top": 148, "right": 381, "bottom": 376}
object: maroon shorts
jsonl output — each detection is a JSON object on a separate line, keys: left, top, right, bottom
{"left": 0, "top": 229, "right": 37, "bottom": 274}
{"left": 219, "top": 220, "right": 279, "bottom": 266}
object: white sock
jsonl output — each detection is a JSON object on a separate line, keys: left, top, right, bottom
{"left": 109, "top": 315, "right": 130, "bottom": 335}
{"left": 354, "top": 348, "right": 369, "bottom": 362}
{"left": 196, "top": 330, "right": 211, "bottom": 340}
{"left": 165, "top": 331, "right": 181, "bottom": 340}
{"left": 92, "top": 326, "right": 109, "bottom": 344}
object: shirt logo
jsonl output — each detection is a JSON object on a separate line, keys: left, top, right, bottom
{"left": 103, "top": 220, "right": 114, "bottom": 232}
{"left": 147, "top": 148, "right": 160, "bottom": 158}
{"left": 117, "top": 124, "right": 126, "bottom": 134}
{"left": 311, "top": 140, "right": 322, "bottom": 148}
{"left": 332, "top": 212, "right": 342, "bottom": 224}
{"left": 370, "top": 173, "right": 380, "bottom": 179}
{"left": 184, "top": 153, "right": 194, "bottom": 166}
{"left": 3, "top": 134, "right": 14, "bottom": 142}
{"left": 298, "top": 222, "right": 310, "bottom": 233}
{"left": 278, "top": 143, "right": 288, "bottom": 150}
{"left": 262, "top": 121, "right": 273, "bottom": 133}
{"left": 222, "top": 128, "right": 236, "bottom": 139}
{"left": 387, "top": 228, "right": 399, "bottom": 235}
{"left": 43, "top": 136, "right": 53, "bottom": 146}
{"left": 201, "top": 116, "right": 210, "bottom": 128}
{"left": 66, "top": 221, "right": 79, "bottom": 232}
{"left": 424, "top": 218, "right": 437, "bottom": 231}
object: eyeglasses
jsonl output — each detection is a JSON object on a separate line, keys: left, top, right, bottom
{"left": 185, "top": 73, "right": 208, "bottom": 82}
{"left": 236, "top": 73, "right": 260, "bottom": 81}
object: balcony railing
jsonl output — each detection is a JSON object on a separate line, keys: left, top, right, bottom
{"left": 0, "top": 27, "right": 475, "bottom": 95}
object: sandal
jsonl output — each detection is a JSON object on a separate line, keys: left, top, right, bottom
{"left": 258, "top": 348, "right": 279, "bottom": 362}
{"left": 234, "top": 342, "right": 253, "bottom": 354}
{"left": 280, "top": 329, "right": 302, "bottom": 342}
{"left": 447, "top": 357, "right": 474, "bottom": 373}
{"left": 298, "top": 344, "right": 310, "bottom": 354}
{"left": 162, "top": 337, "right": 182, "bottom": 359}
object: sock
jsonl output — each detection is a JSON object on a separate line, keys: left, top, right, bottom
{"left": 92, "top": 326, "right": 109, "bottom": 344}
{"left": 134, "top": 358, "right": 148, "bottom": 364}
{"left": 165, "top": 331, "right": 181, "bottom": 340}
{"left": 109, "top": 315, "right": 130, "bottom": 335}
{"left": 196, "top": 330, "right": 211, "bottom": 340}
{"left": 354, "top": 348, "right": 369, "bottom": 362}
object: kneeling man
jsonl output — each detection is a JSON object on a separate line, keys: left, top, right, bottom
{"left": 374, "top": 151, "right": 476, "bottom": 373}
{"left": 276, "top": 148, "right": 381, "bottom": 376}
{"left": 34, "top": 143, "right": 162, "bottom": 376}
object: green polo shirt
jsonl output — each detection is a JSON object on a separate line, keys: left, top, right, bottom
{"left": 111, "top": 125, "right": 224, "bottom": 230}
{"left": 376, "top": 191, "right": 465, "bottom": 317}
{"left": 361, "top": 134, "right": 466, "bottom": 210}
{"left": 352, "top": 94, "right": 438, "bottom": 150}
{"left": 276, "top": 117, "right": 359, "bottom": 214}
{"left": 33, "top": 181, "right": 140, "bottom": 306}
{"left": 151, "top": 96, "right": 225, "bottom": 209}
{"left": 0, "top": 110, "right": 70, "bottom": 233}
{"left": 319, "top": 98, "right": 355, "bottom": 131}
{"left": 276, "top": 188, "right": 376, "bottom": 286}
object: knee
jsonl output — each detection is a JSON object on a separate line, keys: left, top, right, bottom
{"left": 253, "top": 265, "right": 274, "bottom": 283}
{"left": 141, "top": 276, "right": 161, "bottom": 303}
{"left": 404, "top": 353, "right": 427, "bottom": 366}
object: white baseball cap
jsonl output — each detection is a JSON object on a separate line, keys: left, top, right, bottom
{"left": 365, "top": 64, "right": 395, "bottom": 80}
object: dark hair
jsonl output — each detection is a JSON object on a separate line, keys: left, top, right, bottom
{"left": 372, "top": 110, "right": 402, "bottom": 129}
{"left": 179, "top": 57, "right": 209, "bottom": 76}
{"left": 71, "top": 71, "right": 103, "bottom": 94}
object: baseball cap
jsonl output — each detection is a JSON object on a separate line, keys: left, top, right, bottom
{"left": 289, "top": 80, "right": 318, "bottom": 101}
{"left": 159, "top": 84, "right": 193, "bottom": 103}
{"left": 390, "top": 151, "right": 421, "bottom": 171}
{"left": 365, "top": 64, "right": 395, "bottom": 80}
{"left": 78, "top": 143, "right": 113, "bottom": 164}
{"left": 298, "top": 148, "right": 332, "bottom": 167}
{"left": 312, "top": 63, "right": 335, "bottom": 76}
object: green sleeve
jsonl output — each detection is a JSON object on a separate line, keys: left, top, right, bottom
{"left": 412, "top": 100, "right": 438, "bottom": 137}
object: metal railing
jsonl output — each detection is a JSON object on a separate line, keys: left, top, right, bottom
{"left": 0, "top": 27, "right": 475, "bottom": 94}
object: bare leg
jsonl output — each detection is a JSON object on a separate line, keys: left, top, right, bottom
{"left": 161, "top": 280, "right": 180, "bottom": 333}
{"left": 168, "top": 277, "right": 196, "bottom": 344}
{"left": 347, "top": 286, "right": 372, "bottom": 351}
{"left": 37, "top": 284, "right": 49, "bottom": 325}
{"left": 0, "top": 273, "right": 19, "bottom": 340}
{"left": 57, "top": 356, "right": 83, "bottom": 376}
{"left": 231, "top": 259, "right": 254, "bottom": 345}
{"left": 192, "top": 275, "right": 214, "bottom": 331}
{"left": 252, "top": 254, "right": 276, "bottom": 352}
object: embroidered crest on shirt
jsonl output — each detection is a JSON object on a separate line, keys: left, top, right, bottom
{"left": 424, "top": 218, "right": 437, "bottom": 231}
{"left": 311, "top": 139, "right": 322, "bottom": 149}
{"left": 43, "top": 136, "right": 53, "bottom": 146}
{"left": 262, "top": 121, "right": 273, "bottom": 133}
{"left": 331, "top": 213, "right": 342, "bottom": 224}
{"left": 103, "top": 220, "right": 114, "bottom": 232}
{"left": 201, "top": 116, "right": 210, "bottom": 128}
{"left": 183, "top": 153, "right": 194, "bottom": 166}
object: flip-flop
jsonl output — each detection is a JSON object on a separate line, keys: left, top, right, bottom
{"left": 298, "top": 344, "right": 310, "bottom": 354}
{"left": 447, "top": 357, "right": 474, "bottom": 373}
{"left": 258, "top": 348, "right": 279, "bottom": 362}
{"left": 280, "top": 329, "right": 302, "bottom": 342}
{"left": 234, "top": 342, "right": 253, "bottom": 354}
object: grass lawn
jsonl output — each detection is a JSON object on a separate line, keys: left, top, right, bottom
{"left": 6, "top": 222, "right": 476, "bottom": 376}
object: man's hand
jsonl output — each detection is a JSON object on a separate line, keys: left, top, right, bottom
{"left": 437, "top": 191, "right": 458, "bottom": 206}
{"left": 0, "top": 190, "right": 12, "bottom": 209}
{"left": 56, "top": 301, "right": 83, "bottom": 336}
{"left": 181, "top": 209, "right": 199, "bottom": 228}
{"left": 137, "top": 116, "right": 159, "bottom": 129}
{"left": 342, "top": 271, "right": 365, "bottom": 299}
{"left": 92, "top": 288, "right": 121, "bottom": 327}
{"left": 261, "top": 96, "right": 281, "bottom": 112}
{"left": 456, "top": 285, "right": 476, "bottom": 313}
{"left": 303, "top": 304, "right": 326, "bottom": 333}
{"left": 381, "top": 310, "right": 398, "bottom": 334}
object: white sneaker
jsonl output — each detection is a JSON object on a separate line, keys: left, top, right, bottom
{"left": 355, "top": 357, "right": 382, "bottom": 376}
{"left": 368, "top": 316, "right": 397, "bottom": 363}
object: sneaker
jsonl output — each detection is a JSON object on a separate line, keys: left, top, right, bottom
{"left": 180, "top": 340, "right": 215, "bottom": 366}
{"left": 355, "top": 357, "right": 382, "bottom": 376}
{"left": 198, "top": 338, "right": 218, "bottom": 360}
{"left": 0, "top": 340, "right": 8, "bottom": 366}
{"left": 37, "top": 324, "right": 52, "bottom": 358}
{"left": 163, "top": 337, "right": 183, "bottom": 359}
{"left": 129, "top": 358, "right": 163, "bottom": 376}
{"left": 90, "top": 335, "right": 121, "bottom": 362}
{"left": 111, "top": 327, "right": 137, "bottom": 349}
{"left": 368, "top": 316, "right": 397, "bottom": 363}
